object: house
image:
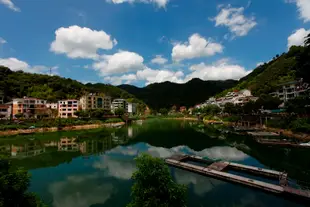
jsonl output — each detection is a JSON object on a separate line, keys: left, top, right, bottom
{"left": 270, "top": 79, "right": 309, "bottom": 102}
{"left": 58, "top": 99, "right": 79, "bottom": 118}
{"left": 80, "top": 93, "right": 111, "bottom": 111}
{"left": 12, "top": 97, "right": 47, "bottom": 118}
{"left": 127, "top": 102, "right": 137, "bottom": 114}
{"left": 180, "top": 106, "right": 187, "bottom": 112}
{"left": 111, "top": 99, "right": 128, "bottom": 112}
{"left": 0, "top": 104, "right": 12, "bottom": 119}
{"left": 46, "top": 103, "right": 58, "bottom": 110}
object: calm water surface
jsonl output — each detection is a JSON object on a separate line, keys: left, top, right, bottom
{"left": 1, "top": 119, "right": 310, "bottom": 207}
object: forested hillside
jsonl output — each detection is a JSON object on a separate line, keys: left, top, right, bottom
{"left": 218, "top": 39, "right": 310, "bottom": 97}
{"left": 119, "top": 78, "right": 237, "bottom": 109}
{"left": 0, "top": 66, "right": 138, "bottom": 102}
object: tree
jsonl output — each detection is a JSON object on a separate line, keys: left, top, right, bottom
{"left": 115, "top": 108, "right": 125, "bottom": 116}
{"left": 127, "top": 154, "right": 187, "bottom": 207}
{"left": 255, "top": 94, "right": 282, "bottom": 110}
{"left": 74, "top": 110, "right": 89, "bottom": 118}
{"left": 0, "top": 160, "right": 45, "bottom": 206}
{"left": 286, "top": 96, "right": 310, "bottom": 115}
{"left": 305, "top": 33, "right": 310, "bottom": 46}
{"left": 15, "top": 113, "right": 23, "bottom": 119}
{"left": 159, "top": 108, "right": 168, "bottom": 115}
{"left": 223, "top": 103, "right": 235, "bottom": 114}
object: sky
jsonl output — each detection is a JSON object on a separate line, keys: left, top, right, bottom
{"left": 0, "top": 0, "right": 309, "bottom": 87}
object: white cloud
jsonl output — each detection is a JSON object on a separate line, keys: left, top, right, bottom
{"left": 286, "top": 0, "right": 310, "bottom": 22}
{"left": 185, "top": 59, "right": 250, "bottom": 81}
{"left": 0, "top": 57, "right": 58, "bottom": 75}
{"left": 104, "top": 74, "right": 137, "bottom": 85}
{"left": 212, "top": 5, "right": 257, "bottom": 37}
{"left": 172, "top": 33, "right": 223, "bottom": 62}
{"left": 287, "top": 28, "right": 310, "bottom": 49}
{"left": 0, "top": 37, "right": 6, "bottom": 44}
{"left": 106, "top": 0, "right": 169, "bottom": 8}
{"left": 0, "top": 0, "right": 20, "bottom": 12}
{"left": 93, "top": 50, "right": 144, "bottom": 75}
{"left": 151, "top": 55, "right": 168, "bottom": 65}
{"left": 256, "top": 62, "right": 264, "bottom": 67}
{"left": 137, "top": 67, "right": 184, "bottom": 85}
{"left": 50, "top": 25, "right": 117, "bottom": 59}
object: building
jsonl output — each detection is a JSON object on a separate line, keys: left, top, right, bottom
{"left": 46, "top": 103, "right": 58, "bottom": 110}
{"left": 270, "top": 80, "right": 309, "bottom": 102}
{"left": 58, "top": 99, "right": 79, "bottom": 118}
{"left": 0, "top": 104, "right": 12, "bottom": 119}
{"left": 80, "top": 93, "right": 111, "bottom": 111}
{"left": 11, "top": 143, "right": 45, "bottom": 158}
{"left": 58, "top": 137, "right": 81, "bottom": 152}
{"left": 111, "top": 99, "right": 128, "bottom": 112}
{"left": 127, "top": 102, "right": 137, "bottom": 114}
{"left": 12, "top": 97, "right": 47, "bottom": 118}
{"left": 180, "top": 106, "right": 187, "bottom": 112}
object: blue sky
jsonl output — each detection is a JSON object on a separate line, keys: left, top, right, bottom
{"left": 0, "top": 0, "right": 309, "bottom": 87}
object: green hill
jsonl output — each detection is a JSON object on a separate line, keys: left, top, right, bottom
{"left": 0, "top": 66, "right": 138, "bottom": 103}
{"left": 118, "top": 78, "right": 237, "bottom": 110}
{"left": 217, "top": 44, "right": 310, "bottom": 97}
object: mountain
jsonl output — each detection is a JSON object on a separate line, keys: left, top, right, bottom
{"left": 118, "top": 78, "right": 237, "bottom": 110}
{"left": 0, "top": 66, "right": 138, "bottom": 103}
{"left": 217, "top": 45, "right": 310, "bottom": 97}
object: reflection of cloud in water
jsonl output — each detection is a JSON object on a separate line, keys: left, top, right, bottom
{"left": 49, "top": 173, "right": 114, "bottom": 207}
{"left": 93, "top": 155, "right": 136, "bottom": 180}
{"left": 106, "top": 144, "right": 249, "bottom": 161}
{"left": 173, "top": 168, "right": 225, "bottom": 196}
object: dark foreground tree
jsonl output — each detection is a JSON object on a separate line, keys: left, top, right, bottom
{"left": 0, "top": 160, "right": 45, "bottom": 207}
{"left": 305, "top": 33, "right": 310, "bottom": 46}
{"left": 127, "top": 154, "right": 187, "bottom": 207}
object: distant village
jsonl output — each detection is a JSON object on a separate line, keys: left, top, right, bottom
{"left": 0, "top": 79, "right": 309, "bottom": 119}
{"left": 0, "top": 92, "right": 138, "bottom": 119}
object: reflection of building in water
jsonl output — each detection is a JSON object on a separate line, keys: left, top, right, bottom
{"left": 58, "top": 137, "right": 82, "bottom": 152}
{"left": 44, "top": 141, "right": 58, "bottom": 147}
{"left": 11, "top": 143, "right": 45, "bottom": 158}
{"left": 128, "top": 127, "right": 133, "bottom": 138}
{"left": 80, "top": 137, "right": 113, "bottom": 155}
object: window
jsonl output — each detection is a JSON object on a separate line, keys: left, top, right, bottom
{"left": 67, "top": 113, "right": 72, "bottom": 117}
{"left": 62, "top": 113, "right": 66, "bottom": 116}
{"left": 68, "top": 109, "right": 72, "bottom": 111}
{"left": 62, "top": 109, "right": 66, "bottom": 111}
{"left": 68, "top": 101, "right": 72, "bottom": 105}
{"left": 74, "top": 109, "right": 77, "bottom": 111}
{"left": 73, "top": 101, "right": 77, "bottom": 103}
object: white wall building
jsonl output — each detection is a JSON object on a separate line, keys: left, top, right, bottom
{"left": 111, "top": 99, "right": 128, "bottom": 112}
{"left": 270, "top": 80, "right": 309, "bottom": 102}
{"left": 58, "top": 100, "right": 79, "bottom": 118}
{"left": 46, "top": 103, "right": 58, "bottom": 110}
{"left": 127, "top": 103, "right": 137, "bottom": 114}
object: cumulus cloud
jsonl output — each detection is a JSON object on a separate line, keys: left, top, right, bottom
{"left": 212, "top": 5, "right": 257, "bottom": 37}
{"left": 93, "top": 50, "right": 144, "bottom": 75}
{"left": 106, "top": 0, "right": 169, "bottom": 8}
{"left": 286, "top": 0, "right": 310, "bottom": 22}
{"left": 172, "top": 33, "right": 223, "bottom": 62}
{"left": 151, "top": 55, "right": 168, "bottom": 65}
{"left": 0, "top": 57, "right": 58, "bottom": 75}
{"left": 0, "top": 0, "right": 20, "bottom": 12}
{"left": 50, "top": 25, "right": 117, "bottom": 59}
{"left": 137, "top": 67, "right": 184, "bottom": 85}
{"left": 104, "top": 74, "right": 137, "bottom": 85}
{"left": 0, "top": 37, "right": 6, "bottom": 44}
{"left": 287, "top": 28, "right": 310, "bottom": 49}
{"left": 185, "top": 59, "right": 250, "bottom": 81}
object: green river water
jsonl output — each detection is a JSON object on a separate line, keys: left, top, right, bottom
{"left": 1, "top": 119, "right": 310, "bottom": 207}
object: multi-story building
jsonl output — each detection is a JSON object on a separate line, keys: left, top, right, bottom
{"left": 270, "top": 80, "right": 309, "bottom": 102}
{"left": 0, "top": 104, "right": 12, "bottom": 119}
{"left": 12, "top": 97, "right": 47, "bottom": 118}
{"left": 58, "top": 137, "right": 81, "bottom": 151}
{"left": 11, "top": 143, "right": 45, "bottom": 158}
{"left": 127, "top": 102, "right": 137, "bottom": 114}
{"left": 80, "top": 93, "right": 111, "bottom": 111}
{"left": 111, "top": 99, "right": 128, "bottom": 112}
{"left": 58, "top": 99, "right": 79, "bottom": 118}
{"left": 46, "top": 103, "right": 58, "bottom": 110}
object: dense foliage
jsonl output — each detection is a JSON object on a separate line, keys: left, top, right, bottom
{"left": 0, "top": 67, "right": 138, "bottom": 102}
{"left": 128, "top": 154, "right": 187, "bottom": 207}
{"left": 119, "top": 78, "right": 237, "bottom": 110}
{"left": 217, "top": 43, "right": 310, "bottom": 97}
{"left": 0, "top": 160, "right": 45, "bottom": 206}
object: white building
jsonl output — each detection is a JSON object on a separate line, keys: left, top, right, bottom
{"left": 270, "top": 80, "right": 309, "bottom": 102}
{"left": 58, "top": 100, "right": 79, "bottom": 118}
{"left": 127, "top": 103, "right": 137, "bottom": 114}
{"left": 111, "top": 99, "right": 128, "bottom": 112}
{"left": 46, "top": 103, "right": 58, "bottom": 110}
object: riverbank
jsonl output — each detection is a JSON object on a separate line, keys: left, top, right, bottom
{"left": 0, "top": 122, "right": 125, "bottom": 137}
{"left": 204, "top": 119, "right": 310, "bottom": 141}
{"left": 164, "top": 117, "right": 198, "bottom": 121}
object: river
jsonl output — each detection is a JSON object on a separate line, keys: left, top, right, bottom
{"left": 1, "top": 119, "right": 309, "bottom": 207}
